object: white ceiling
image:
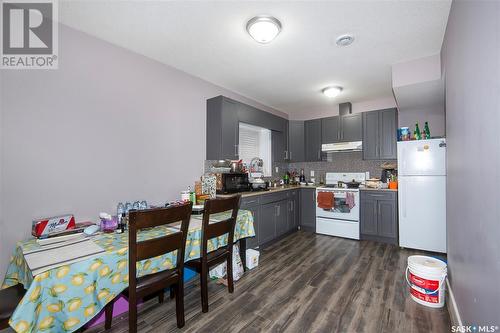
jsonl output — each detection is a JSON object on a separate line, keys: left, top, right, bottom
{"left": 59, "top": 1, "right": 451, "bottom": 117}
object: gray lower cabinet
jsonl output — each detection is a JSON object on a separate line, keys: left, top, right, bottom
{"left": 287, "top": 190, "right": 299, "bottom": 232}
{"left": 288, "top": 120, "right": 305, "bottom": 162}
{"left": 300, "top": 188, "right": 316, "bottom": 231}
{"left": 275, "top": 201, "right": 288, "bottom": 237}
{"left": 362, "top": 108, "right": 398, "bottom": 160}
{"left": 305, "top": 119, "right": 322, "bottom": 161}
{"left": 360, "top": 191, "right": 398, "bottom": 244}
{"left": 259, "top": 202, "right": 277, "bottom": 245}
{"left": 240, "top": 197, "right": 260, "bottom": 249}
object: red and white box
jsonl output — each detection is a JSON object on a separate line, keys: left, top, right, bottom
{"left": 32, "top": 214, "right": 76, "bottom": 238}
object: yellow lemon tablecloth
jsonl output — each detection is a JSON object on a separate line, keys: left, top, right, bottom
{"left": 2, "top": 210, "right": 255, "bottom": 333}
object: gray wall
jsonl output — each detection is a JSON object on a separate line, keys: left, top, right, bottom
{"left": 0, "top": 25, "right": 287, "bottom": 277}
{"left": 442, "top": 0, "right": 500, "bottom": 325}
{"left": 398, "top": 105, "right": 446, "bottom": 138}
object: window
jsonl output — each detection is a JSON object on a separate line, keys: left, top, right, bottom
{"left": 239, "top": 123, "right": 271, "bottom": 176}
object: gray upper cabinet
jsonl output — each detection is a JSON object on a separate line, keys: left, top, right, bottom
{"left": 360, "top": 191, "right": 398, "bottom": 244}
{"left": 340, "top": 113, "right": 362, "bottom": 142}
{"left": 288, "top": 121, "right": 305, "bottom": 162}
{"left": 362, "top": 108, "right": 398, "bottom": 160}
{"left": 305, "top": 119, "right": 322, "bottom": 161}
{"left": 379, "top": 109, "right": 398, "bottom": 159}
{"left": 206, "top": 96, "right": 240, "bottom": 160}
{"left": 272, "top": 130, "right": 286, "bottom": 163}
{"left": 207, "top": 95, "right": 289, "bottom": 160}
{"left": 321, "top": 116, "right": 340, "bottom": 143}
{"left": 362, "top": 111, "right": 379, "bottom": 160}
{"left": 321, "top": 114, "right": 362, "bottom": 144}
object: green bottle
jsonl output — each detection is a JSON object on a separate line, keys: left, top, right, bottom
{"left": 424, "top": 122, "right": 431, "bottom": 139}
{"left": 415, "top": 123, "right": 421, "bottom": 140}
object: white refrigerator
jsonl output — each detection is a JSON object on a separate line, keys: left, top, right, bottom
{"left": 397, "top": 138, "right": 447, "bottom": 253}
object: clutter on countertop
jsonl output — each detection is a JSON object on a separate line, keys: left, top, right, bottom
{"left": 32, "top": 214, "right": 76, "bottom": 238}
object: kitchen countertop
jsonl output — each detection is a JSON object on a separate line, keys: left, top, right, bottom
{"left": 217, "top": 184, "right": 318, "bottom": 198}
{"left": 360, "top": 187, "right": 398, "bottom": 192}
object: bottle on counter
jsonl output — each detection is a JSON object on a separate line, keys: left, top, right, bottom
{"left": 116, "top": 202, "right": 125, "bottom": 233}
{"left": 283, "top": 172, "right": 290, "bottom": 185}
{"left": 424, "top": 121, "right": 431, "bottom": 139}
{"left": 300, "top": 169, "right": 306, "bottom": 183}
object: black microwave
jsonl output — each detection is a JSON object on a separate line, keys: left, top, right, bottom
{"left": 216, "top": 173, "right": 251, "bottom": 194}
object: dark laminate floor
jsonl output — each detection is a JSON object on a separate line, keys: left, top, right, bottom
{"left": 6, "top": 231, "right": 452, "bottom": 333}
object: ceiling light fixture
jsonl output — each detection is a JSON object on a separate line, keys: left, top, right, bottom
{"left": 336, "top": 34, "right": 354, "bottom": 47}
{"left": 322, "top": 86, "right": 343, "bottom": 98}
{"left": 246, "top": 16, "right": 282, "bottom": 44}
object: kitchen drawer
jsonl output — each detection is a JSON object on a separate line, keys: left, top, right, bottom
{"left": 361, "top": 191, "right": 396, "bottom": 201}
{"left": 260, "top": 192, "right": 288, "bottom": 205}
{"left": 241, "top": 196, "right": 260, "bottom": 208}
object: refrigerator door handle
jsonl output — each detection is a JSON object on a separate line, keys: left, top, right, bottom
{"left": 401, "top": 179, "right": 407, "bottom": 218}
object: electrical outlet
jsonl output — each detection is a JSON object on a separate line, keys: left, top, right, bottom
{"left": 310, "top": 170, "right": 315, "bottom": 177}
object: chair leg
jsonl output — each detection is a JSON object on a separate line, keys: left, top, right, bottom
{"left": 175, "top": 281, "right": 185, "bottom": 328}
{"left": 227, "top": 253, "right": 234, "bottom": 293}
{"left": 200, "top": 263, "right": 209, "bottom": 313}
{"left": 158, "top": 290, "right": 165, "bottom": 304}
{"left": 104, "top": 301, "right": 114, "bottom": 330}
{"left": 170, "top": 285, "right": 175, "bottom": 299}
{"left": 129, "top": 297, "right": 137, "bottom": 333}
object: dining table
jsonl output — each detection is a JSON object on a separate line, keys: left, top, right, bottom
{"left": 1, "top": 209, "right": 255, "bottom": 333}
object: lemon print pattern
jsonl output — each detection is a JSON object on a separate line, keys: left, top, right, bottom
{"left": 15, "top": 320, "right": 31, "bottom": 333}
{"left": 99, "top": 265, "right": 111, "bottom": 277}
{"left": 46, "top": 300, "right": 64, "bottom": 313}
{"left": 50, "top": 284, "right": 68, "bottom": 296}
{"left": 4, "top": 209, "right": 255, "bottom": 333}
{"left": 89, "top": 258, "right": 103, "bottom": 272}
{"left": 67, "top": 297, "right": 83, "bottom": 312}
{"left": 29, "top": 285, "right": 41, "bottom": 302}
{"left": 110, "top": 272, "right": 121, "bottom": 284}
{"left": 71, "top": 273, "right": 86, "bottom": 286}
{"left": 84, "top": 303, "right": 97, "bottom": 317}
{"left": 63, "top": 317, "right": 80, "bottom": 331}
{"left": 84, "top": 282, "right": 96, "bottom": 294}
{"left": 56, "top": 265, "right": 70, "bottom": 279}
{"left": 38, "top": 316, "right": 55, "bottom": 330}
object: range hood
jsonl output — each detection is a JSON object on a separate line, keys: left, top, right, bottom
{"left": 322, "top": 141, "right": 362, "bottom": 152}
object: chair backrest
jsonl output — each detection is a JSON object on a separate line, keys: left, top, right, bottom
{"left": 128, "top": 203, "right": 192, "bottom": 288}
{"left": 201, "top": 195, "right": 241, "bottom": 256}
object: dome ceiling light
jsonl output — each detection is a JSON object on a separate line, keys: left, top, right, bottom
{"left": 246, "top": 16, "right": 282, "bottom": 44}
{"left": 322, "top": 86, "right": 343, "bottom": 98}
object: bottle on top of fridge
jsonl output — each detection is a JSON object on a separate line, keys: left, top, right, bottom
{"left": 414, "top": 123, "right": 421, "bottom": 140}
{"left": 424, "top": 121, "right": 431, "bottom": 138}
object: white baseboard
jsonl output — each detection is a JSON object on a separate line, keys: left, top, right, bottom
{"left": 446, "top": 278, "right": 463, "bottom": 327}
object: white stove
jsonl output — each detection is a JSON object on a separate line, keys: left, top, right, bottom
{"left": 316, "top": 172, "right": 369, "bottom": 240}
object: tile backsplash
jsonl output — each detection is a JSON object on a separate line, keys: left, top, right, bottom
{"left": 288, "top": 152, "right": 395, "bottom": 183}
{"left": 205, "top": 152, "right": 396, "bottom": 183}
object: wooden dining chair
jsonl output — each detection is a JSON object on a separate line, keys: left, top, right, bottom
{"left": 104, "top": 202, "right": 192, "bottom": 332}
{"left": 185, "top": 195, "right": 241, "bottom": 313}
{"left": 0, "top": 283, "right": 26, "bottom": 330}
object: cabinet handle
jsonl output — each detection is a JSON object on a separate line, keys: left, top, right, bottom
{"left": 317, "top": 150, "right": 321, "bottom": 160}
{"left": 289, "top": 151, "right": 292, "bottom": 160}
{"left": 277, "top": 205, "right": 280, "bottom": 216}
{"left": 235, "top": 144, "right": 239, "bottom": 157}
